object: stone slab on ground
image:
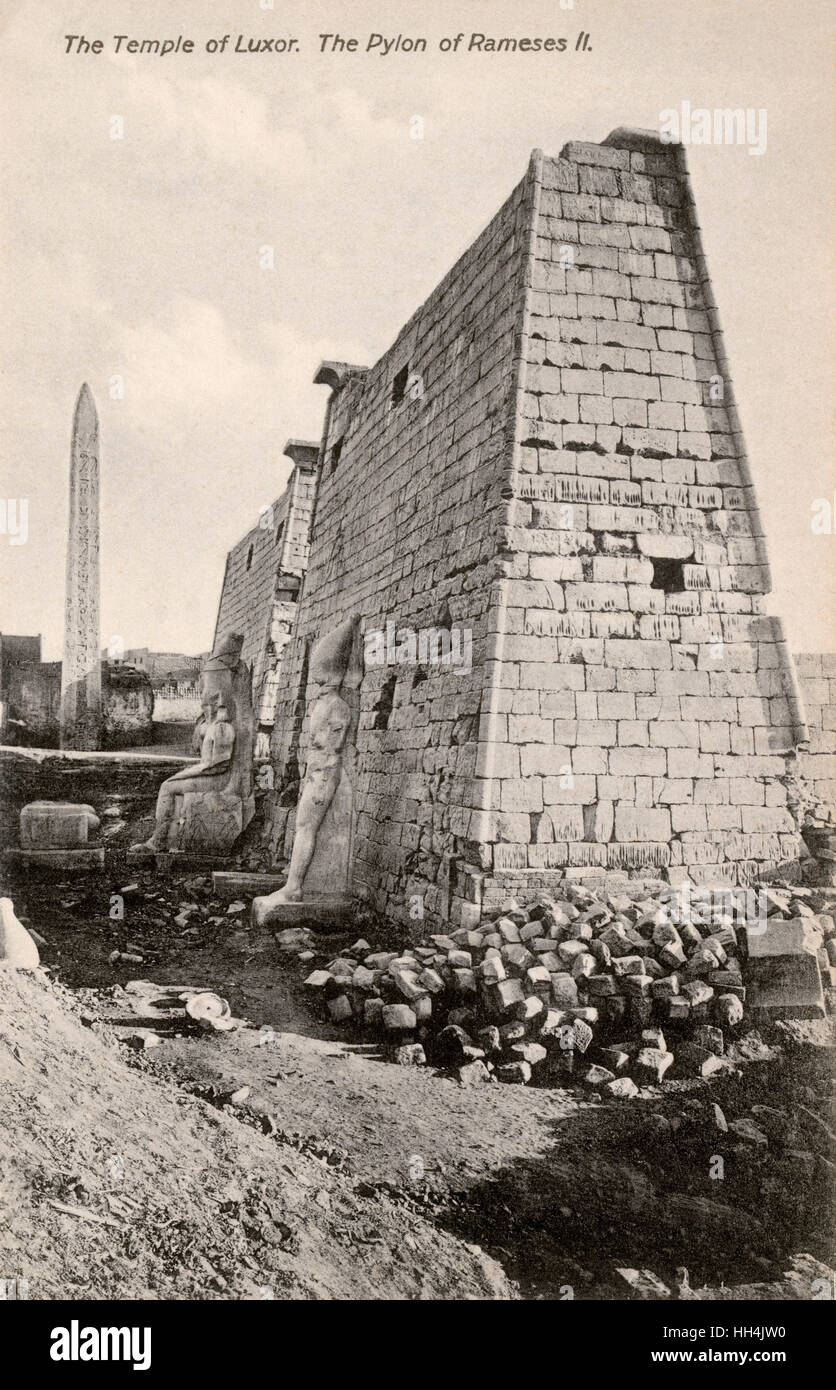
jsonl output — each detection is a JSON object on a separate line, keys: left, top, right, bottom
{"left": 5, "top": 847, "right": 105, "bottom": 871}
{"left": 212, "top": 872, "right": 287, "bottom": 898}
{"left": 136, "top": 852, "right": 239, "bottom": 873}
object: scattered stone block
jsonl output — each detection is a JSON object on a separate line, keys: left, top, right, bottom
{"left": 616, "top": 1268, "right": 671, "bottom": 1299}
{"left": 495, "top": 917, "right": 521, "bottom": 943}
{"left": 364, "top": 998, "right": 384, "bottom": 1028}
{"left": 604, "top": 1077, "right": 639, "bottom": 1099}
{"left": 510, "top": 1042, "right": 547, "bottom": 1066}
{"left": 681, "top": 980, "right": 714, "bottom": 1007}
{"left": 351, "top": 966, "right": 376, "bottom": 990}
{"left": 327, "top": 995, "right": 352, "bottom": 1022}
{"left": 580, "top": 1063, "right": 616, "bottom": 1087}
{"left": 476, "top": 1025, "right": 502, "bottom": 1055}
{"left": 496, "top": 1061, "right": 532, "bottom": 1084}
{"left": 587, "top": 973, "right": 617, "bottom": 996}
{"left": 659, "top": 940, "right": 687, "bottom": 970}
{"left": 457, "top": 1060, "right": 491, "bottom": 1085}
{"left": 619, "top": 973, "right": 653, "bottom": 998}
{"left": 675, "top": 1042, "right": 724, "bottom": 1079}
{"left": 728, "top": 1117, "right": 769, "bottom": 1151}
{"left": 304, "top": 970, "right": 333, "bottom": 990}
{"left": 745, "top": 919, "right": 825, "bottom": 1020}
{"left": 551, "top": 973, "right": 579, "bottom": 1007}
{"left": 599, "top": 1045, "right": 631, "bottom": 1073}
{"left": 435, "top": 1024, "right": 472, "bottom": 1062}
{"left": 499, "top": 1020, "right": 526, "bottom": 1044}
{"left": 414, "top": 995, "right": 433, "bottom": 1022}
{"left": 633, "top": 1048, "right": 674, "bottom": 1084}
{"left": 539, "top": 1009, "right": 570, "bottom": 1037}
{"left": 382, "top": 1004, "right": 417, "bottom": 1031}
{"left": 514, "top": 995, "right": 544, "bottom": 1023}
{"left": 691, "top": 1024, "right": 724, "bottom": 1056}
{"left": 611, "top": 954, "right": 644, "bottom": 977}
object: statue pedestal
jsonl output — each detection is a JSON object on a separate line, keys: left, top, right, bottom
{"left": 12, "top": 800, "right": 104, "bottom": 871}
{"left": 251, "top": 893, "right": 354, "bottom": 927}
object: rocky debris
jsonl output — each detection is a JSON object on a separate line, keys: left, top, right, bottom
{"left": 801, "top": 804, "right": 836, "bottom": 888}
{"left": 122, "top": 1028, "right": 162, "bottom": 1051}
{"left": 184, "top": 991, "right": 235, "bottom": 1031}
{"left": 0, "top": 962, "right": 515, "bottom": 1301}
{"left": 90, "top": 980, "right": 241, "bottom": 1047}
{"left": 673, "top": 1254, "right": 835, "bottom": 1301}
{"left": 616, "top": 1266, "right": 671, "bottom": 1299}
{"left": 289, "top": 880, "right": 833, "bottom": 1090}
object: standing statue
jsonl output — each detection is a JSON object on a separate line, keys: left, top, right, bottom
{"left": 131, "top": 633, "right": 254, "bottom": 858}
{"left": 252, "top": 615, "right": 363, "bottom": 924}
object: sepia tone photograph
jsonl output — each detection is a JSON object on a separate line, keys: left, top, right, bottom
{"left": 0, "top": 0, "right": 833, "bottom": 1356}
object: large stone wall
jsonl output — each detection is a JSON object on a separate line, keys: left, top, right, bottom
{"left": 268, "top": 168, "right": 532, "bottom": 918}
{"left": 214, "top": 442, "right": 318, "bottom": 752}
{"left": 795, "top": 654, "right": 836, "bottom": 811}
{"left": 266, "top": 130, "right": 811, "bottom": 927}
{"left": 482, "top": 133, "right": 807, "bottom": 897}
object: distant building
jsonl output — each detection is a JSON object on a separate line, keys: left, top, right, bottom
{"left": 102, "top": 646, "right": 207, "bottom": 733}
{"left": 1, "top": 633, "right": 154, "bottom": 749}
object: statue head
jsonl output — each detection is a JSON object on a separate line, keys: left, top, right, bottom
{"left": 209, "top": 632, "right": 245, "bottom": 671}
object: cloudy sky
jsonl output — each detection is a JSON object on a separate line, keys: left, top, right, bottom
{"left": 0, "top": 0, "right": 832, "bottom": 658}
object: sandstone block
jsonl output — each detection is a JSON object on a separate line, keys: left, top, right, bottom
{"left": 581, "top": 1064, "right": 617, "bottom": 1087}
{"left": 745, "top": 918, "right": 825, "bottom": 1019}
{"left": 382, "top": 1004, "right": 417, "bottom": 1031}
{"left": 633, "top": 1048, "right": 674, "bottom": 1084}
{"left": 496, "top": 1061, "right": 532, "bottom": 1084}
{"left": 604, "top": 1076, "right": 639, "bottom": 1098}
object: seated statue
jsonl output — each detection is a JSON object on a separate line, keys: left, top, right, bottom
{"left": 132, "top": 633, "right": 254, "bottom": 856}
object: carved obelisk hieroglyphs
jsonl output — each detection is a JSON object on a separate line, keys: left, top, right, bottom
{"left": 60, "top": 383, "right": 102, "bottom": 750}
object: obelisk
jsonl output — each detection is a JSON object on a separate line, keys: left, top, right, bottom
{"left": 60, "top": 383, "right": 102, "bottom": 750}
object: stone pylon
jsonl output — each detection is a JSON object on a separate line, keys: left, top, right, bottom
{"left": 60, "top": 383, "right": 102, "bottom": 750}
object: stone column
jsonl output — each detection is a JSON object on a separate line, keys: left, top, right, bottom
{"left": 60, "top": 383, "right": 102, "bottom": 750}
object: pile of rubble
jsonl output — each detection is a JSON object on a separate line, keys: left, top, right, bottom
{"left": 297, "top": 880, "right": 835, "bottom": 1090}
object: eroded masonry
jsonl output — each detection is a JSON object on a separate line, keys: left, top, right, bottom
{"left": 216, "top": 129, "right": 812, "bottom": 928}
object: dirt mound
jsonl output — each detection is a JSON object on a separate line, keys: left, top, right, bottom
{"left": 0, "top": 964, "right": 514, "bottom": 1300}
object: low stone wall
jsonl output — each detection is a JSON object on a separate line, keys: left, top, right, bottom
{"left": 153, "top": 694, "right": 201, "bottom": 725}
{"left": 0, "top": 746, "right": 194, "bottom": 848}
